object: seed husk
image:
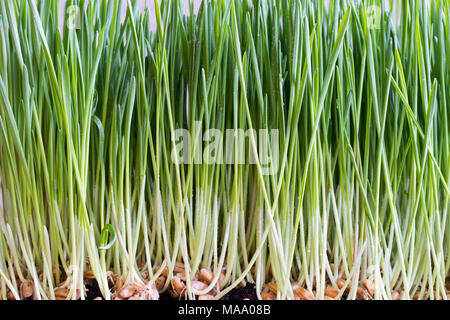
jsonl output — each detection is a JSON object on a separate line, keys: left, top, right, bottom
{"left": 84, "top": 270, "right": 96, "bottom": 279}
{"left": 199, "top": 269, "right": 213, "bottom": 284}
{"left": 144, "top": 286, "right": 159, "bottom": 300}
{"left": 54, "top": 288, "right": 69, "bottom": 299}
{"left": 119, "top": 284, "right": 136, "bottom": 299}
{"left": 261, "top": 292, "right": 276, "bottom": 300}
{"left": 268, "top": 282, "right": 277, "bottom": 294}
{"left": 161, "top": 267, "right": 169, "bottom": 278}
{"left": 296, "top": 287, "right": 315, "bottom": 300}
{"left": 336, "top": 279, "right": 347, "bottom": 291}
{"left": 362, "top": 280, "right": 374, "bottom": 296}
{"left": 356, "top": 287, "right": 369, "bottom": 300}
{"left": 192, "top": 280, "right": 208, "bottom": 292}
{"left": 174, "top": 262, "right": 185, "bottom": 273}
{"left": 171, "top": 276, "right": 185, "bottom": 295}
{"left": 324, "top": 286, "right": 340, "bottom": 298}
{"left": 7, "top": 291, "right": 16, "bottom": 300}
{"left": 391, "top": 291, "right": 401, "bottom": 300}
{"left": 20, "top": 280, "right": 34, "bottom": 298}
{"left": 114, "top": 276, "right": 123, "bottom": 291}
{"left": 155, "top": 276, "right": 166, "bottom": 291}
{"left": 175, "top": 272, "right": 187, "bottom": 282}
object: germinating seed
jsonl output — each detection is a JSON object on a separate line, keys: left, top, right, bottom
{"left": 362, "top": 280, "right": 375, "bottom": 297}
{"left": 324, "top": 286, "right": 340, "bottom": 298}
{"left": 295, "top": 287, "right": 315, "bottom": 300}
{"left": 20, "top": 280, "right": 34, "bottom": 299}
{"left": 199, "top": 269, "right": 213, "bottom": 284}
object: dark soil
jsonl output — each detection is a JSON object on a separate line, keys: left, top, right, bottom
{"left": 221, "top": 282, "right": 257, "bottom": 300}
{"left": 85, "top": 280, "right": 105, "bottom": 300}
{"left": 81, "top": 279, "right": 257, "bottom": 300}
{"left": 158, "top": 291, "right": 175, "bottom": 300}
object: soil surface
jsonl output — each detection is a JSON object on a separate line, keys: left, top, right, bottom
{"left": 83, "top": 281, "right": 257, "bottom": 300}
{"left": 85, "top": 281, "right": 104, "bottom": 300}
{"left": 221, "top": 283, "right": 257, "bottom": 300}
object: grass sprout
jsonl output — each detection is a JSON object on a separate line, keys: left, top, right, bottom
{"left": 0, "top": 0, "right": 449, "bottom": 300}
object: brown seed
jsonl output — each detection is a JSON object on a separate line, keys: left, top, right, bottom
{"left": 362, "top": 280, "right": 374, "bottom": 296}
{"left": 324, "top": 295, "right": 335, "bottom": 300}
{"left": 296, "top": 287, "right": 315, "bottom": 300}
{"left": 198, "top": 294, "right": 215, "bottom": 300}
{"left": 199, "top": 269, "right": 213, "bottom": 284}
{"left": 144, "top": 286, "right": 159, "bottom": 300}
{"left": 93, "top": 297, "right": 103, "bottom": 300}
{"left": 141, "top": 271, "right": 149, "bottom": 280}
{"left": 291, "top": 281, "right": 299, "bottom": 290}
{"left": 7, "top": 291, "right": 16, "bottom": 300}
{"left": 133, "top": 282, "right": 147, "bottom": 293}
{"left": 329, "top": 264, "right": 335, "bottom": 273}
{"left": 54, "top": 288, "right": 69, "bottom": 299}
{"left": 391, "top": 291, "right": 401, "bottom": 300}
{"left": 413, "top": 291, "right": 420, "bottom": 300}
{"left": 55, "top": 296, "right": 67, "bottom": 301}
{"left": 218, "top": 272, "right": 226, "bottom": 289}
{"left": 171, "top": 276, "right": 185, "bottom": 295}
{"left": 261, "top": 292, "right": 275, "bottom": 300}
{"left": 170, "top": 288, "right": 180, "bottom": 299}
{"left": 114, "top": 276, "right": 123, "bottom": 291}
{"left": 106, "top": 272, "right": 115, "bottom": 287}
{"left": 268, "top": 282, "right": 277, "bottom": 294}
{"left": 356, "top": 287, "right": 369, "bottom": 300}
{"left": 119, "top": 284, "right": 136, "bottom": 299}
{"left": 324, "top": 286, "right": 340, "bottom": 298}
{"left": 20, "top": 280, "right": 34, "bottom": 298}
{"left": 128, "top": 294, "right": 141, "bottom": 300}
{"left": 161, "top": 266, "right": 169, "bottom": 278}
{"left": 155, "top": 276, "right": 166, "bottom": 291}
{"left": 176, "top": 272, "right": 187, "bottom": 282}
{"left": 174, "top": 262, "right": 185, "bottom": 273}
{"left": 336, "top": 278, "right": 346, "bottom": 290}
{"left": 84, "top": 270, "right": 95, "bottom": 279}
{"left": 191, "top": 280, "right": 208, "bottom": 292}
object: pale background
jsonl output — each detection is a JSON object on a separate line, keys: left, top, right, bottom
{"left": 58, "top": 0, "right": 403, "bottom": 32}
{"left": 60, "top": 0, "right": 202, "bottom": 31}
